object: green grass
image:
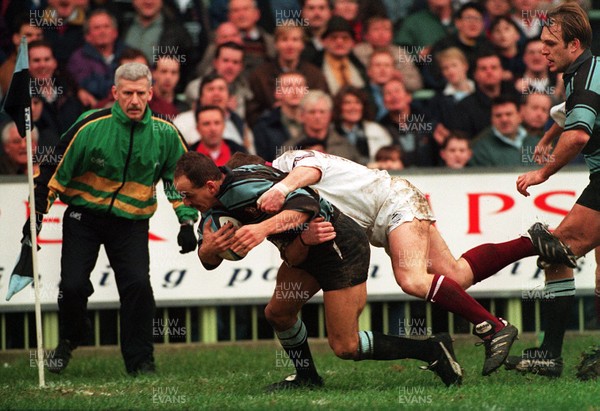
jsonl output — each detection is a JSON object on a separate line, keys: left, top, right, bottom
{"left": 0, "top": 333, "right": 599, "bottom": 410}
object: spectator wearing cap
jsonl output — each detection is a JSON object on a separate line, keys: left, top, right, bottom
{"left": 246, "top": 22, "right": 329, "bottom": 126}
{"left": 315, "top": 16, "right": 368, "bottom": 96}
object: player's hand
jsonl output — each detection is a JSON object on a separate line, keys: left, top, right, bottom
{"left": 517, "top": 169, "right": 548, "bottom": 197}
{"left": 257, "top": 187, "right": 286, "bottom": 213}
{"left": 178, "top": 223, "right": 197, "bottom": 254}
{"left": 533, "top": 142, "right": 554, "bottom": 165}
{"left": 300, "top": 217, "right": 336, "bottom": 245}
{"left": 200, "top": 222, "right": 236, "bottom": 256}
{"left": 231, "top": 225, "right": 268, "bottom": 254}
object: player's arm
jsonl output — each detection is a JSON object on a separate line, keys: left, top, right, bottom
{"left": 534, "top": 122, "right": 563, "bottom": 164}
{"left": 230, "top": 210, "right": 310, "bottom": 255}
{"left": 283, "top": 217, "right": 336, "bottom": 266}
{"left": 257, "top": 167, "right": 322, "bottom": 213}
{"left": 517, "top": 129, "right": 589, "bottom": 196}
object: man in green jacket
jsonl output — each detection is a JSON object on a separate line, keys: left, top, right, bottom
{"left": 27, "top": 62, "right": 198, "bottom": 375}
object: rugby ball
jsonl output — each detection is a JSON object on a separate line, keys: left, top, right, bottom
{"left": 202, "top": 210, "right": 246, "bottom": 261}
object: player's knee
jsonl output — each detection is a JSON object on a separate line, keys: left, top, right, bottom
{"left": 264, "top": 304, "right": 295, "bottom": 329}
{"left": 394, "top": 274, "right": 427, "bottom": 298}
{"left": 329, "top": 337, "right": 359, "bottom": 360}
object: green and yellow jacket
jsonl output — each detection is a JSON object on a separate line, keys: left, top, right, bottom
{"left": 34, "top": 102, "right": 197, "bottom": 223}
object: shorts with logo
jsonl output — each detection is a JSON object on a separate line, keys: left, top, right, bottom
{"left": 370, "top": 177, "right": 436, "bottom": 251}
{"left": 296, "top": 209, "right": 370, "bottom": 292}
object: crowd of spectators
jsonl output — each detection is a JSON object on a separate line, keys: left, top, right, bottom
{"left": 0, "top": 0, "right": 593, "bottom": 175}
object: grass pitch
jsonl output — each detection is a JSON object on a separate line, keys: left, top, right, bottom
{"left": 0, "top": 333, "right": 599, "bottom": 410}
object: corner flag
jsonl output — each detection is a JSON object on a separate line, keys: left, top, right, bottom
{"left": 2, "top": 36, "right": 31, "bottom": 137}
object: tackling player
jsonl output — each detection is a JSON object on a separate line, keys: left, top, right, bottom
{"left": 174, "top": 151, "right": 463, "bottom": 389}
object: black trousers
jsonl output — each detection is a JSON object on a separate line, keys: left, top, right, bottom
{"left": 58, "top": 206, "right": 154, "bottom": 373}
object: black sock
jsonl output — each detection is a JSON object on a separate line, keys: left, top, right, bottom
{"left": 275, "top": 319, "right": 319, "bottom": 379}
{"left": 540, "top": 279, "right": 575, "bottom": 357}
{"left": 356, "top": 331, "right": 433, "bottom": 362}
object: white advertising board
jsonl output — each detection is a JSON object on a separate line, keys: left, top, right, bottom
{"left": 0, "top": 168, "right": 595, "bottom": 311}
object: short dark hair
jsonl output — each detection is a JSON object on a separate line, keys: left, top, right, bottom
{"left": 215, "top": 41, "right": 244, "bottom": 59}
{"left": 374, "top": 145, "right": 402, "bottom": 162}
{"left": 28, "top": 39, "right": 53, "bottom": 54}
{"left": 490, "top": 16, "right": 520, "bottom": 34}
{"left": 195, "top": 104, "right": 226, "bottom": 122}
{"left": 119, "top": 48, "right": 149, "bottom": 65}
{"left": 11, "top": 13, "right": 34, "bottom": 35}
{"left": 226, "top": 152, "right": 266, "bottom": 168}
{"left": 441, "top": 132, "right": 471, "bottom": 150}
{"left": 175, "top": 151, "right": 222, "bottom": 188}
{"left": 474, "top": 50, "right": 501, "bottom": 67}
{"left": 491, "top": 94, "right": 520, "bottom": 110}
{"left": 83, "top": 9, "right": 118, "bottom": 35}
{"left": 198, "top": 72, "right": 227, "bottom": 98}
{"left": 455, "top": 2, "right": 485, "bottom": 20}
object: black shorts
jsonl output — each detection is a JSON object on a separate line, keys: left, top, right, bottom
{"left": 576, "top": 173, "right": 600, "bottom": 211}
{"left": 297, "top": 210, "right": 370, "bottom": 292}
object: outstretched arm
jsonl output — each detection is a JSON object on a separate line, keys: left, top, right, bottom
{"left": 517, "top": 129, "right": 589, "bottom": 196}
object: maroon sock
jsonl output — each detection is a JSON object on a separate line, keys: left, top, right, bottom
{"left": 427, "top": 274, "right": 504, "bottom": 332}
{"left": 461, "top": 237, "right": 536, "bottom": 285}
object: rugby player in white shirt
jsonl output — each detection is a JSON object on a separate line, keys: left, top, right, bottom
{"left": 249, "top": 150, "right": 529, "bottom": 376}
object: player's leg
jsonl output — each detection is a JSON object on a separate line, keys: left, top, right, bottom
{"left": 508, "top": 205, "right": 600, "bottom": 376}
{"left": 105, "top": 218, "right": 155, "bottom": 375}
{"left": 264, "top": 264, "right": 322, "bottom": 390}
{"left": 322, "top": 282, "right": 462, "bottom": 386}
{"left": 389, "top": 219, "right": 517, "bottom": 375}
{"left": 48, "top": 207, "right": 102, "bottom": 373}
{"left": 427, "top": 225, "right": 537, "bottom": 289}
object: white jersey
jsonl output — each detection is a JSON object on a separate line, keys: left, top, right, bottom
{"left": 272, "top": 150, "right": 435, "bottom": 250}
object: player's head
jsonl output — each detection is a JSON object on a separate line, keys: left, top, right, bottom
{"left": 174, "top": 152, "right": 224, "bottom": 211}
{"left": 542, "top": 2, "right": 591, "bottom": 72}
{"left": 112, "top": 62, "right": 153, "bottom": 121}
{"left": 226, "top": 152, "right": 267, "bottom": 168}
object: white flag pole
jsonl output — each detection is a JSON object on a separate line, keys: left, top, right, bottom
{"left": 24, "top": 104, "right": 45, "bottom": 388}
